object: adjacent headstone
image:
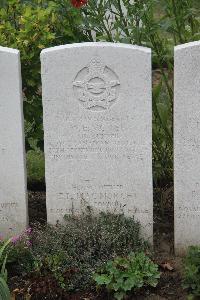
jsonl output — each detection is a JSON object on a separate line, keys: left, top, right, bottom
{"left": 0, "top": 46, "right": 27, "bottom": 238}
{"left": 174, "top": 41, "right": 200, "bottom": 254}
{"left": 41, "top": 42, "right": 153, "bottom": 241}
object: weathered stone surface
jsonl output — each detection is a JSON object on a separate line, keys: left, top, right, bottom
{"left": 174, "top": 41, "right": 200, "bottom": 254}
{"left": 41, "top": 42, "right": 153, "bottom": 241}
{"left": 0, "top": 46, "right": 27, "bottom": 238}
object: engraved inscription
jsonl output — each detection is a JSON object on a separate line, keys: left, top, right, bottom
{"left": 73, "top": 57, "right": 120, "bottom": 111}
{"left": 176, "top": 205, "right": 200, "bottom": 219}
{"left": 0, "top": 202, "right": 19, "bottom": 224}
{"left": 48, "top": 113, "right": 144, "bottom": 162}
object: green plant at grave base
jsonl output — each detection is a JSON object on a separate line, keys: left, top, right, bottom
{"left": 0, "top": 0, "right": 85, "bottom": 151}
{"left": 183, "top": 246, "right": 200, "bottom": 298}
{"left": 94, "top": 252, "right": 160, "bottom": 300}
{"left": 0, "top": 240, "right": 11, "bottom": 300}
{"left": 14, "top": 211, "right": 148, "bottom": 292}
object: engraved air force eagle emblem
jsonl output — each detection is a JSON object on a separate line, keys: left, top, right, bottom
{"left": 73, "top": 57, "right": 120, "bottom": 110}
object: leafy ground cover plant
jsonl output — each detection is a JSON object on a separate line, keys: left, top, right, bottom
{"left": 94, "top": 252, "right": 160, "bottom": 300}
{"left": 183, "top": 246, "right": 200, "bottom": 298}
{"left": 9, "top": 211, "right": 149, "bottom": 294}
{"left": 0, "top": 240, "right": 11, "bottom": 300}
{"left": 1, "top": 228, "right": 34, "bottom": 281}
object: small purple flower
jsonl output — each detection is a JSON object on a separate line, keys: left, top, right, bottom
{"left": 25, "top": 227, "right": 32, "bottom": 235}
{"left": 11, "top": 235, "right": 21, "bottom": 244}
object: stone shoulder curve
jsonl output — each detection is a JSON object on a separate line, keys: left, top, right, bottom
{"left": 40, "top": 42, "right": 151, "bottom": 58}
{"left": 0, "top": 46, "right": 19, "bottom": 55}
{"left": 175, "top": 41, "right": 200, "bottom": 52}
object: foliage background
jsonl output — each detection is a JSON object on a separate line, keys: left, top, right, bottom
{"left": 0, "top": 0, "right": 85, "bottom": 151}
{"left": 0, "top": 0, "right": 200, "bottom": 185}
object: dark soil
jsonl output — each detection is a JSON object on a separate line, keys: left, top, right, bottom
{"left": 8, "top": 186, "right": 189, "bottom": 300}
{"left": 28, "top": 191, "right": 47, "bottom": 225}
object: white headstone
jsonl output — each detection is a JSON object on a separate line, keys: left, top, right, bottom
{"left": 0, "top": 46, "right": 27, "bottom": 238}
{"left": 41, "top": 42, "right": 153, "bottom": 241}
{"left": 174, "top": 41, "right": 200, "bottom": 254}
